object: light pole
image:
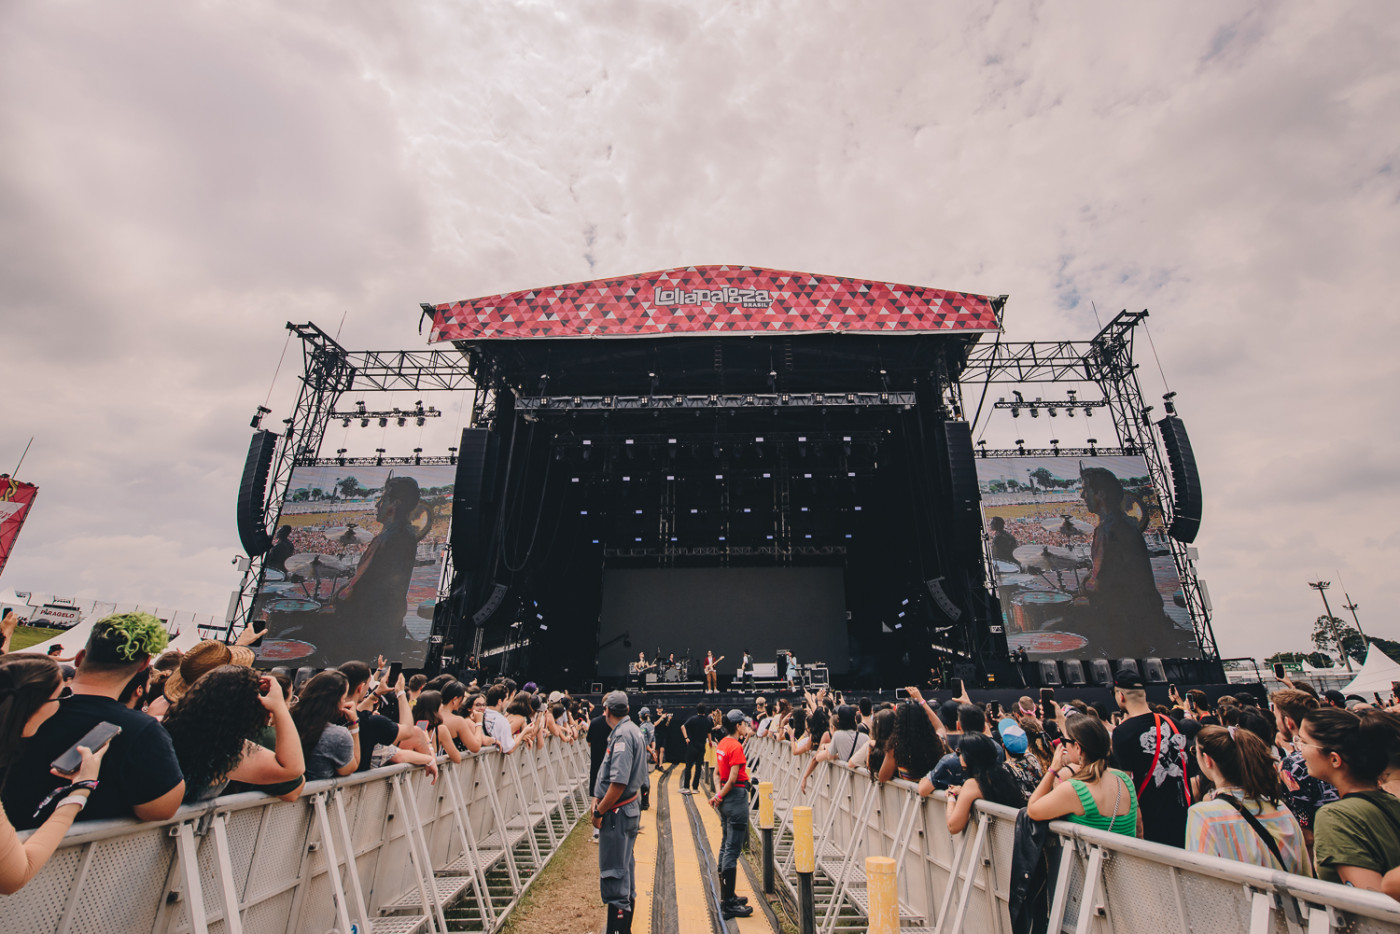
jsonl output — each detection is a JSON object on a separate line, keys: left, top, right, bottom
{"left": 1342, "top": 592, "right": 1368, "bottom": 643}
{"left": 1309, "top": 581, "right": 1352, "bottom": 673}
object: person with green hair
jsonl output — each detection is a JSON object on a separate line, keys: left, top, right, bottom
{"left": 1, "top": 613, "right": 186, "bottom": 828}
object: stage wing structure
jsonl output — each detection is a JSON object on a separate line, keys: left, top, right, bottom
{"left": 429, "top": 265, "right": 1003, "bottom": 341}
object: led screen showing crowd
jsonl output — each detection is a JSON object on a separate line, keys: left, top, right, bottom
{"left": 251, "top": 464, "right": 455, "bottom": 668}
{"left": 976, "top": 456, "right": 1198, "bottom": 660}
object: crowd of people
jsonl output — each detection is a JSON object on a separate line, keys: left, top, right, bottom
{"left": 0, "top": 612, "right": 602, "bottom": 896}
{"left": 740, "top": 669, "right": 1400, "bottom": 900}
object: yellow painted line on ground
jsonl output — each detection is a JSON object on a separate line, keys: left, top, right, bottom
{"left": 632, "top": 779, "right": 660, "bottom": 934}
{"left": 667, "top": 781, "right": 714, "bottom": 934}
{"left": 692, "top": 793, "right": 777, "bottom": 934}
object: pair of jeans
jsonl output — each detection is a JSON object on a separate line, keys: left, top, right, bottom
{"left": 682, "top": 745, "right": 706, "bottom": 790}
{"left": 717, "top": 788, "right": 749, "bottom": 871}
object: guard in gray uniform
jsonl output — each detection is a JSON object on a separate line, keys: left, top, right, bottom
{"left": 593, "top": 690, "right": 648, "bottom": 934}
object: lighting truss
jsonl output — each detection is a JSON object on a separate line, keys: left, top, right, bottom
{"left": 516, "top": 391, "right": 917, "bottom": 412}
{"left": 330, "top": 400, "right": 443, "bottom": 427}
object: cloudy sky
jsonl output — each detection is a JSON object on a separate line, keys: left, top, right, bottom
{"left": 2, "top": 1, "right": 1396, "bottom": 659}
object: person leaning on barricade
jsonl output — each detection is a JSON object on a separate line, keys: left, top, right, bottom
{"left": 161, "top": 640, "right": 305, "bottom": 802}
{"left": 0, "top": 653, "right": 109, "bottom": 893}
{"left": 592, "top": 690, "right": 646, "bottom": 934}
{"left": 2, "top": 613, "right": 184, "bottom": 831}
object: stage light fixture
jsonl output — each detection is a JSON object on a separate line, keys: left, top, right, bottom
{"left": 898, "top": 611, "right": 906, "bottom": 618}
{"left": 579, "top": 509, "right": 588, "bottom": 515}
{"left": 361, "top": 418, "right": 370, "bottom": 428}
{"left": 1050, "top": 439, "right": 1060, "bottom": 455}
{"left": 375, "top": 448, "right": 386, "bottom": 465}
{"left": 715, "top": 473, "right": 723, "bottom": 480}
{"left": 336, "top": 448, "right": 347, "bottom": 466}
{"left": 571, "top": 477, "right": 579, "bottom": 483}
{"left": 854, "top": 506, "right": 862, "bottom": 511}
{"left": 1163, "top": 391, "right": 1177, "bottom": 415}
{"left": 1030, "top": 408, "right": 1039, "bottom": 418}
{"left": 718, "top": 535, "right": 726, "bottom": 541}
{"left": 762, "top": 472, "right": 771, "bottom": 479}
{"left": 1087, "top": 438, "right": 1098, "bottom": 455}
{"left": 634, "top": 509, "right": 642, "bottom": 515}
{"left": 623, "top": 475, "right": 631, "bottom": 482}
{"left": 397, "top": 417, "right": 407, "bottom": 427}
{"left": 766, "top": 534, "right": 774, "bottom": 540}
{"left": 690, "top": 508, "right": 698, "bottom": 514}
{"left": 413, "top": 447, "right": 423, "bottom": 465}
{"left": 666, "top": 474, "right": 675, "bottom": 481}
{"left": 1048, "top": 407, "right": 1058, "bottom": 417}
{"left": 902, "top": 598, "right": 910, "bottom": 605}
{"left": 634, "top": 537, "right": 642, "bottom": 542}
{"left": 845, "top": 533, "right": 852, "bottom": 539}
{"left": 448, "top": 446, "right": 457, "bottom": 464}
{"left": 341, "top": 417, "right": 351, "bottom": 428}
{"left": 1015, "top": 439, "right": 1026, "bottom": 454}
{"left": 379, "top": 417, "right": 388, "bottom": 428}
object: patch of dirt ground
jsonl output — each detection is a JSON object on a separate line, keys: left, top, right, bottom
{"left": 499, "top": 821, "right": 606, "bottom": 934}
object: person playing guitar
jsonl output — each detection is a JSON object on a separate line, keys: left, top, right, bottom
{"left": 704, "top": 651, "right": 725, "bottom": 693}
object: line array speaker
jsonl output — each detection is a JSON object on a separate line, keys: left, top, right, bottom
{"left": 1157, "top": 415, "right": 1202, "bottom": 543}
{"left": 236, "top": 430, "right": 278, "bottom": 557}
{"left": 943, "top": 420, "right": 982, "bottom": 552}
{"left": 450, "top": 428, "right": 496, "bottom": 569}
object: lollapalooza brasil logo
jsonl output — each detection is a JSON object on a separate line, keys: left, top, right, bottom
{"left": 653, "top": 286, "right": 774, "bottom": 309}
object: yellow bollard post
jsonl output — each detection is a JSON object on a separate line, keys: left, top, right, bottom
{"left": 793, "top": 805, "right": 816, "bottom": 934}
{"left": 759, "top": 781, "right": 775, "bottom": 893}
{"left": 865, "top": 856, "right": 898, "bottom": 934}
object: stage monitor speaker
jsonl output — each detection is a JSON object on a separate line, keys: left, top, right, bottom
{"left": 944, "top": 420, "right": 982, "bottom": 555}
{"left": 1142, "top": 657, "right": 1167, "bottom": 683}
{"left": 1089, "top": 659, "right": 1113, "bottom": 686}
{"left": 1114, "top": 658, "right": 1140, "bottom": 680}
{"left": 472, "top": 582, "right": 509, "bottom": 626}
{"left": 236, "top": 429, "right": 279, "bottom": 557}
{"left": 451, "top": 428, "right": 495, "bottom": 569}
{"left": 1038, "top": 660, "right": 1062, "bottom": 686}
{"left": 1061, "top": 659, "right": 1086, "bottom": 686}
{"left": 1157, "top": 415, "right": 1202, "bottom": 543}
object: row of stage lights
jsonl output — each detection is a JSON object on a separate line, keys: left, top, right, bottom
{"left": 994, "top": 390, "right": 1105, "bottom": 418}
{"left": 331, "top": 400, "right": 442, "bottom": 429}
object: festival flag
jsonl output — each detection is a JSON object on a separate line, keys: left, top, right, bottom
{"left": 0, "top": 478, "right": 39, "bottom": 578}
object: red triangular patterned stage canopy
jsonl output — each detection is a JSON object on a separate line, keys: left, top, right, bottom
{"left": 429, "top": 265, "right": 1003, "bottom": 341}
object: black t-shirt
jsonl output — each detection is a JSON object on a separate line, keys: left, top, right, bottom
{"left": 683, "top": 714, "right": 713, "bottom": 749}
{"left": 355, "top": 713, "right": 401, "bottom": 771}
{"left": 1111, "top": 712, "right": 1190, "bottom": 847}
{"left": 2, "top": 694, "right": 183, "bottom": 829}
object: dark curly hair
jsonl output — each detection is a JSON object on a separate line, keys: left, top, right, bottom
{"left": 889, "top": 702, "right": 944, "bottom": 780}
{"left": 291, "top": 670, "right": 349, "bottom": 757}
{"left": 163, "top": 665, "right": 266, "bottom": 799}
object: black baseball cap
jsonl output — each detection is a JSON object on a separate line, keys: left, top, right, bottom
{"left": 1113, "top": 670, "right": 1145, "bottom": 690}
{"left": 1323, "top": 689, "right": 1346, "bottom": 706}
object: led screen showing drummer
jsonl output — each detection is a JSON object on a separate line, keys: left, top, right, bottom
{"left": 976, "top": 456, "right": 1198, "bottom": 660}
{"left": 251, "top": 464, "right": 455, "bottom": 668}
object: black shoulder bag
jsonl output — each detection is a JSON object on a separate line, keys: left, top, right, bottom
{"left": 1216, "top": 793, "right": 1286, "bottom": 870}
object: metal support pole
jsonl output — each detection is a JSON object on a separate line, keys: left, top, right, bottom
{"left": 866, "top": 856, "right": 899, "bottom": 934}
{"left": 793, "top": 805, "right": 816, "bottom": 934}
{"left": 758, "top": 780, "right": 775, "bottom": 894}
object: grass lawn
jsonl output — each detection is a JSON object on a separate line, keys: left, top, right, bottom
{"left": 9, "top": 626, "right": 67, "bottom": 651}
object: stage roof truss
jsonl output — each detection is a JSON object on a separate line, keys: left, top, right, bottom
{"left": 517, "top": 391, "right": 917, "bottom": 412}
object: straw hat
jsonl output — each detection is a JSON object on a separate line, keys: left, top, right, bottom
{"left": 164, "top": 640, "right": 253, "bottom": 702}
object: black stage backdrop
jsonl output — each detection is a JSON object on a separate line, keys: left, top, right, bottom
{"left": 597, "top": 567, "right": 848, "bottom": 676}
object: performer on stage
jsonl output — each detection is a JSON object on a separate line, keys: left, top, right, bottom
{"left": 631, "top": 651, "right": 650, "bottom": 692}
{"left": 989, "top": 516, "right": 1019, "bottom": 564}
{"left": 741, "top": 649, "right": 754, "bottom": 688}
{"left": 704, "top": 650, "right": 719, "bottom": 694}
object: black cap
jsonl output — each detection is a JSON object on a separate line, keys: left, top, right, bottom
{"left": 1113, "top": 669, "right": 1145, "bottom": 690}
{"left": 1323, "top": 689, "right": 1346, "bottom": 705}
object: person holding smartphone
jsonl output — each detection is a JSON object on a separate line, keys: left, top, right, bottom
{"left": 0, "top": 654, "right": 109, "bottom": 894}
{"left": 1, "top": 614, "right": 184, "bottom": 831}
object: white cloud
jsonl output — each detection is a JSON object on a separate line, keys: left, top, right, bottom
{"left": 1, "top": 0, "right": 1396, "bottom": 659}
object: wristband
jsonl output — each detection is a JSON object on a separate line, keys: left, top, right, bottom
{"left": 32, "top": 780, "right": 99, "bottom": 820}
{"left": 348, "top": 727, "right": 360, "bottom": 735}
{"left": 55, "top": 795, "right": 87, "bottom": 813}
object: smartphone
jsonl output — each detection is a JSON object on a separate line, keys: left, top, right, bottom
{"left": 988, "top": 700, "right": 1002, "bottom": 718}
{"left": 895, "top": 688, "right": 910, "bottom": 700}
{"left": 949, "top": 677, "right": 962, "bottom": 696}
{"left": 1273, "top": 663, "right": 1286, "bottom": 680}
{"left": 252, "top": 618, "right": 268, "bottom": 634}
{"left": 387, "top": 661, "right": 404, "bottom": 686}
{"left": 1168, "top": 683, "right": 1177, "bottom": 696}
{"left": 415, "top": 719, "right": 429, "bottom": 733}
{"left": 52, "top": 722, "right": 122, "bottom": 775}
{"left": 1040, "top": 687, "right": 1055, "bottom": 707}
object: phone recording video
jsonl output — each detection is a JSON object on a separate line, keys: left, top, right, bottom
{"left": 51, "top": 722, "right": 122, "bottom": 776}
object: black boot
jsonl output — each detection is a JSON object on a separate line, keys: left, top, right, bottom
{"left": 606, "top": 904, "right": 633, "bottom": 933}
{"left": 720, "top": 868, "right": 753, "bottom": 918}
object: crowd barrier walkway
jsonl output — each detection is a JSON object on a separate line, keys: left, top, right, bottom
{"left": 3, "top": 736, "right": 588, "bottom": 934}
{"left": 745, "top": 735, "right": 1400, "bottom": 934}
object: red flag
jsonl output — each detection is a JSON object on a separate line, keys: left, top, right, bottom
{"left": 0, "top": 478, "right": 38, "bottom": 577}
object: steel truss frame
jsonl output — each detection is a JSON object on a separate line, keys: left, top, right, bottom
{"left": 958, "top": 311, "right": 1220, "bottom": 660}
{"left": 229, "top": 324, "right": 479, "bottom": 634}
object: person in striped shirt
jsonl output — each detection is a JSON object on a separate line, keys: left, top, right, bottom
{"left": 1185, "top": 725, "right": 1310, "bottom": 876}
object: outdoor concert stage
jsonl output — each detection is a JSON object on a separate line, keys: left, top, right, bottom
{"left": 234, "top": 265, "right": 1222, "bottom": 691}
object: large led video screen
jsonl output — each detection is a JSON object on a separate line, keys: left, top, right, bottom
{"left": 975, "top": 456, "right": 1198, "bottom": 660}
{"left": 251, "top": 464, "right": 455, "bottom": 669}
{"left": 598, "top": 568, "right": 849, "bottom": 678}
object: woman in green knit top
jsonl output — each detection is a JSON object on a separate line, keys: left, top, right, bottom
{"left": 1027, "top": 712, "right": 1141, "bottom": 837}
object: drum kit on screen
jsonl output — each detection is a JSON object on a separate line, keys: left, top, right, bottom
{"left": 260, "top": 553, "right": 356, "bottom": 613}
{"left": 996, "top": 522, "right": 1095, "bottom": 654}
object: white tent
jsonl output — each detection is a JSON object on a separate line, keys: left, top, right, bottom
{"left": 1341, "top": 644, "right": 1400, "bottom": 697}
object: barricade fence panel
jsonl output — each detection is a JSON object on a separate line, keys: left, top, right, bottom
{"left": 745, "top": 734, "right": 1400, "bottom": 934}
{"left": 3, "top": 736, "right": 588, "bottom": 934}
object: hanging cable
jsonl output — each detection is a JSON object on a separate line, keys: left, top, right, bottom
{"left": 1142, "top": 318, "right": 1172, "bottom": 392}
{"left": 264, "top": 329, "right": 294, "bottom": 409}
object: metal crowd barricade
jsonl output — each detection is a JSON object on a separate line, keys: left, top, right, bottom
{"left": 2, "top": 735, "right": 588, "bottom": 934}
{"left": 746, "top": 735, "right": 1400, "bottom": 934}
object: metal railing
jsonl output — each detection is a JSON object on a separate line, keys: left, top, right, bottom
{"left": 3, "top": 736, "right": 588, "bottom": 934}
{"left": 746, "top": 735, "right": 1400, "bottom": 934}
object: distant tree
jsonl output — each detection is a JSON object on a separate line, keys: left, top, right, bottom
{"left": 336, "top": 477, "right": 362, "bottom": 499}
{"left": 1029, "top": 467, "right": 1056, "bottom": 490}
{"left": 1312, "top": 615, "right": 1366, "bottom": 663}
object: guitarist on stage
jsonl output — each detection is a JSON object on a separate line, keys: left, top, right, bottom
{"left": 703, "top": 650, "right": 724, "bottom": 694}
